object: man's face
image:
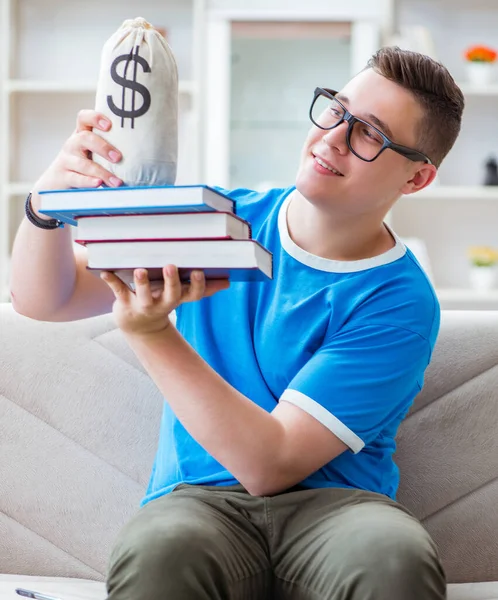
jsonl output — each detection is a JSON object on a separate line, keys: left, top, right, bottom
{"left": 295, "top": 68, "right": 432, "bottom": 215}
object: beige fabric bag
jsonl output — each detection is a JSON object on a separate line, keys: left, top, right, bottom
{"left": 93, "top": 17, "right": 178, "bottom": 186}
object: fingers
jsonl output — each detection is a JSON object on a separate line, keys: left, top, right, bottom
{"left": 133, "top": 269, "right": 154, "bottom": 307}
{"left": 62, "top": 131, "right": 122, "bottom": 187}
{"left": 204, "top": 279, "right": 230, "bottom": 297}
{"left": 76, "top": 109, "right": 112, "bottom": 134}
{"left": 161, "top": 265, "right": 206, "bottom": 304}
{"left": 64, "top": 172, "right": 104, "bottom": 189}
{"left": 162, "top": 265, "right": 184, "bottom": 305}
{"left": 162, "top": 268, "right": 229, "bottom": 304}
{"left": 149, "top": 280, "right": 165, "bottom": 299}
{"left": 103, "top": 266, "right": 229, "bottom": 314}
{"left": 184, "top": 270, "right": 207, "bottom": 302}
{"left": 64, "top": 153, "right": 122, "bottom": 188}
{"left": 33, "top": 110, "right": 123, "bottom": 194}
{"left": 100, "top": 271, "right": 130, "bottom": 298}
{"left": 66, "top": 129, "right": 122, "bottom": 163}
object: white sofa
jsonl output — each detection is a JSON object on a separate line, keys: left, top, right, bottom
{"left": 1, "top": 304, "right": 498, "bottom": 600}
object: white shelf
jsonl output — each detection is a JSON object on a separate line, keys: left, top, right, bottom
{"left": 437, "top": 288, "right": 498, "bottom": 301}
{"left": 458, "top": 82, "right": 498, "bottom": 96}
{"left": 6, "top": 182, "right": 31, "bottom": 196}
{"left": 5, "top": 80, "right": 97, "bottom": 93}
{"left": 4, "top": 79, "right": 198, "bottom": 95}
{"left": 436, "top": 288, "right": 498, "bottom": 310}
{"left": 404, "top": 186, "right": 498, "bottom": 201}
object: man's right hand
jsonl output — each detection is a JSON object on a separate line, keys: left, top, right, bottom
{"left": 31, "top": 109, "right": 123, "bottom": 217}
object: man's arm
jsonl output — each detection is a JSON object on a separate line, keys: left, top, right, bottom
{"left": 124, "top": 324, "right": 348, "bottom": 497}
{"left": 101, "top": 267, "right": 430, "bottom": 498}
{"left": 10, "top": 110, "right": 122, "bottom": 321}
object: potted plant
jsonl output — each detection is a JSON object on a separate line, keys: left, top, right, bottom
{"left": 468, "top": 246, "right": 498, "bottom": 291}
{"left": 464, "top": 45, "right": 497, "bottom": 86}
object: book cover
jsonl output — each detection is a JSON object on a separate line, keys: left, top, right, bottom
{"left": 83, "top": 238, "right": 273, "bottom": 281}
{"left": 75, "top": 211, "right": 251, "bottom": 242}
{"left": 89, "top": 265, "right": 271, "bottom": 288}
{"left": 38, "top": 184, "right": 234, "bottom": 226}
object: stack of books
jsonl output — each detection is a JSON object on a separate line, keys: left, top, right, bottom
{"left": 38, "top": 185, "right": 273, "bottom": 289}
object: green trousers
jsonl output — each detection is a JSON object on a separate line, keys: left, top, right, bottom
{"left": 107, "top": 484, "right": 446, "bottom": 600}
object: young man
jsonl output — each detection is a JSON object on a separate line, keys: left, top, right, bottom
{"left": 11, "top": 47, "right": 464, "bottom": 599}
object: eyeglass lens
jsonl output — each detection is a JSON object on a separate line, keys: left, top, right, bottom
{"left": 311, "top": 94, "right": 385, "bottom": 161}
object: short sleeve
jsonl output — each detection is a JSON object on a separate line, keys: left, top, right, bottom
{"left": 280, "top": 325, "right": 431, "bottom": 454}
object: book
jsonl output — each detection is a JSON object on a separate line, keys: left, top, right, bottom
{"left": 83, "top": 239, "right": 273, "bottom": 283}
{"left": 38, "top": 184, "right": 234, "bottom": 226}
{"left": 75, "top": 211, "right": 250, "bottom": 242}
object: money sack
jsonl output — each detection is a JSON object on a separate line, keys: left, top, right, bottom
{"left": 93, "top": 17, "right": 178, "bottom": 186}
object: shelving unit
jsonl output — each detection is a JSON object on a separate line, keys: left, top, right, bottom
{"left": 458, "top": 83, "right": 498, "bottom": 96}
{"left": 388, "top": 0, "right": 498, "bottom": 310}
{"left": 436, "top": 288, "right": 498, "bottom": 311}
{"left": 393, "top": 181, "right": 498, "bottom": 309}
{"left": 6, "top": 183, "right": 31, "bottom": 196}
{"left": 0, "top": 0, "right": 206, "bottom": 301}
{"left": 407, "top": 186, "right": 498, "bottom": 201}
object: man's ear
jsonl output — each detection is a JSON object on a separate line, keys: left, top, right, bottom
{"left": 400, "top": 164, "right": 438, "bottom": 195}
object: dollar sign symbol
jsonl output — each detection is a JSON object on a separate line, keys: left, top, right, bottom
{"left": 107, "top": 46, "right": 152, "bottom": 128}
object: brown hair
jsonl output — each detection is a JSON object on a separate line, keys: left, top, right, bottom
{"left": 366, "top": 46, "right": 464, "bottom": 167}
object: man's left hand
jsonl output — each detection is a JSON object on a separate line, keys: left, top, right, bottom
{"left": 100, "top": 265, "right": 230, "bottom": 336}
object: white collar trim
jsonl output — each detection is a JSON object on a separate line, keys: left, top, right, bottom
{"left": 278, "top": 193, "right": 406, "bottom": 273}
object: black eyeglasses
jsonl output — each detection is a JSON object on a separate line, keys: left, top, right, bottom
{"left": 309, "top": 87, "right": 433, "bottom": 165}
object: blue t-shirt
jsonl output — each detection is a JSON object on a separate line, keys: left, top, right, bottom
{"left": 142, "top": 186, "right": 440, "bottom": 505}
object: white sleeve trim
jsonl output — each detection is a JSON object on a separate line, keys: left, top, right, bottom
{"left": 280, "top": 388, "right": 365, "bottom": 454}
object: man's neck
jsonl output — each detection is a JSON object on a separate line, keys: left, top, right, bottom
{"left": 286, "top": 190, "right": 395, "bottom": 262}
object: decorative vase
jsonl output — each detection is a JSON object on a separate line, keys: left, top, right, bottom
{"left": 466, "top": 62, "right": 495, "bottom": 86}
{"left": 469, "top": 266, "right": 497, "bottom": 291}
{"left": 484, "top": 156, "right": 498, "bottom": 185}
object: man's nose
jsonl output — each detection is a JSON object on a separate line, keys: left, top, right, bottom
{"left": 321, "top": 121, "right": 349, "bottom": 154}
